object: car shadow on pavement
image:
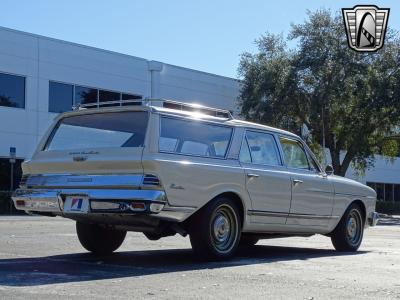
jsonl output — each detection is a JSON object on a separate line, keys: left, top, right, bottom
{"left": 0, "top": 245, "right": 368, "bottom": 287}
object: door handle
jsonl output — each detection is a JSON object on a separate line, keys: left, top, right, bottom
{"left": 293, "top": 179, "right": 303, "bottom": 185}
{"left": 247, "top": 173, "right": 260, "bottom": 178}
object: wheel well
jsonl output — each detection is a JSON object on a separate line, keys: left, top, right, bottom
{"left": 351, "top": 200, "right": 366, "bottom": 223}
{"left": 183, "top": 191, "right": 245, "bottom": 229}
{"left": 214, "top": 192, "right": 245, "bottom": 228}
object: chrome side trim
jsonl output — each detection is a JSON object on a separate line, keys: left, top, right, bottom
{"left": 247, "top": 210, "right": 288, "bottom": 218}
{"left": 287, "top": 213, "right": 340, "bottom": 220}
{"left": 247, "top": 210, "right": 339, "bottom": 220}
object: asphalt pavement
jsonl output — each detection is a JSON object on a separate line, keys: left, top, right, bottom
{"left": 0, "top": 216, "right": 399, "bottom": 299}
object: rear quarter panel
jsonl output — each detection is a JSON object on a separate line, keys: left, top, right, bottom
{"left": 142, "top": 113, "right": 252, "bottom": 224}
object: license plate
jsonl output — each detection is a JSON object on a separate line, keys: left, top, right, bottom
{"left": 64, "top": 196, "right": 89, "bottom": 214}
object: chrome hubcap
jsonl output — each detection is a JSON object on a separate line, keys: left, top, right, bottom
{"left": 346, "top": 209, "right": 362, "bottom": 246}
{"left": 213, "top": 215, "right": 230, "bottom": 242}
{"left": 210, "top": 205, "right": 238, "bottom": 253}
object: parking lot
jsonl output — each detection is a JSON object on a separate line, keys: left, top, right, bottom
{"left": 0, "top": 216, "right": 399, "bottom": 299}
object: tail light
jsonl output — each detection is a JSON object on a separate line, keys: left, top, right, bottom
{"left": 143, "top": 174, "right": 161, "bottom": 186}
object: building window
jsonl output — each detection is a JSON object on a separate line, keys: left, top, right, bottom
{"left": 367, "top": 182, "right": 400, "bottom": 202}
{"left": 75, "top": 85, "right": 98, "bottom": 105}
{"left": 0, "top": 72, "right": 25, "bottom": 109}
{"left": 385, "top": 184, "right": 394, "bottom": 202}
{"left": 395, "top": 185, "right": 400, "bottom": 202}
{"left": 49, "top": 82, "right": 73, "bottom": 113}
{"left": 122, "top": 93, "right": 142, "bottom": 100}
{"left": 99, "top": 89, "right": 120, "bottom": 102}
{"left": 49, "top": 81, "right": 142, "bottom": 112}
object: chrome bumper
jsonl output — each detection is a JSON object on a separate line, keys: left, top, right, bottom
{"left": 368, "top": 212, "right": 379, "bottom": 227}
{"left": 12, "top": 188, "right": 195, "bottom": 222}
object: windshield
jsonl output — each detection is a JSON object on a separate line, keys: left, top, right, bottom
{"left": 45, "top": 111, "right": 148, "bottom": 151}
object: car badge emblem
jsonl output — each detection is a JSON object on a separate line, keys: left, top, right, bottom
{"left": 73, "top": 156, "right": 88, "bottom": 162}
{"left": 342, "top": 5, "right": 389, "bottom": 52}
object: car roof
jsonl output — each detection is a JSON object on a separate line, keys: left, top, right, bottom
{"left": 57, "top": 103, "right": 300, "bottom": 139}
{"left": 152, "top": 106, "right": 300, "bottom": 139}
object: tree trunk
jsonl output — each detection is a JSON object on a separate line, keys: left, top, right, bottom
{"left": 328, "top": 145, "right": 355, "bottom": 177}
{"left": 330, "top": 148, "right": 341, "bottom": 176}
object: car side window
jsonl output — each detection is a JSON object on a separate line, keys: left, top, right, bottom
{"left": 239, "top": 138, "right": 252, "bottom": 163}
{"left": 307, "top": 152, "right": 321, "bottom": 172}
{"left": 159, "top": 117, "right": 233, "bottom": 158}
{"left": 245, "top": 131, "right": 281, "bottom": 166}
{"left": 280, "top": 138, "right": 310, "bottom": 170}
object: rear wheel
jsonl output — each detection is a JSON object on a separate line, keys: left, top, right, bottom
{"left": 331, "top": 203, "right": 364, "bottom": 252}
{"left": 189, "top": 197, "right": 241, "bottom": 260}
{"left": 76, "top": 222, "right": 126, "bottom": 255}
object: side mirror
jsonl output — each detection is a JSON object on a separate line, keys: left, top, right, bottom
{"left": 325, "top": 165, "right": 334, "bottom": 175}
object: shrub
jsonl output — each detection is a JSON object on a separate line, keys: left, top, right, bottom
{"left": 376, "top": 201, "right": 400, "bottom": 215}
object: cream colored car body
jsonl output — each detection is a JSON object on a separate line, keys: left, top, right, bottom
{"left": 12, "top": 103, "right": 377, "bottom": 236}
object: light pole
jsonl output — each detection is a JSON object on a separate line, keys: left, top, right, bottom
{"left": 321, "top": 103, "right": 327, "bottom": 168}
{"left": 9, "top": 147, "right": 16, "bottom": 213}
{"left": 9, "top": 147, "right": 16, "bottom": 191}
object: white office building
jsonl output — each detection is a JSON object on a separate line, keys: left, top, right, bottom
{"left": 0, "top": 26, "right": 398, "bottom": 202}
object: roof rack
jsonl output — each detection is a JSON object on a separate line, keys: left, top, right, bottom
{"left": 73, "top": 98, "right": 234, "bottom": 119}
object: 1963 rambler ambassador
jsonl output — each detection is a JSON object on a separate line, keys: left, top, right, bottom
{"left": 12, "top": 99, "right": 378, "bottom": 260}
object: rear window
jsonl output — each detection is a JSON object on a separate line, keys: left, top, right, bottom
{"left": 159, "top": 117, "right": 233, "bottom": 158}
{"left": 45, "top": 111, "right": 148, "bottom": 151}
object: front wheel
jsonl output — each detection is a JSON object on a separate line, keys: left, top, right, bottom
{"left": 76, "top": 222, "right": 126, "bottom": 255}
{"left": 189, "top": 197, "right": 241, "bottom": 260}
{"left": 331, "top": 203, "right": 364, "bottom": 252}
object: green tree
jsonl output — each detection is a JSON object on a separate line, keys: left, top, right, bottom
{"left": 238, "top": 9, "right": 400, "bottom": 176}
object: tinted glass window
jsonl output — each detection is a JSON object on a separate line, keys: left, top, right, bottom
{"left": 49, "top": 82, "right": 73, "bottom": 113}
{"left": 385, "top": 184, "right": 394, "bottom": 202}
{"left": 239, "top": 138, "right": 251, "bottom": 163}
{"left": 0, "top": 72, "right": 25, "bottom": 109}
{"left": 375, "top": 183, "right": 384, "bottom": 201}
{"left": 159, "top": 117, "right": 232, "bottom": 158}
{"left": 307, "top": 152, "right": 321, "bottom": 172}
{"left": 280, "top": 138, "right": 310, "bottom": 169}
{"left": 246, "top": 131, "right": 280, "bottom": 166}
{"left": 394, "top": 185, "right": 400, "bottom": 202}
{"left": 122, "top": 93, "right": 142, "bottom": 100}
{"left": 46, "top": 112, "right": 148, "bottom": 151}
{"left": 75, "top": 86, "right": 98, "bottom": 105}
{"left": 99, "top": 90, "right": 120, "bottom": 102}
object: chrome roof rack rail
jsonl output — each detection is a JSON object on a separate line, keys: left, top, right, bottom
{"left": 73, "top": 99, "right": 144, "bottom": 110}
{"left": 147, "top": 98, "right": 234, "bottom": 119}
{"left": 72, "top": 98, "right": 234, "bottom": 119}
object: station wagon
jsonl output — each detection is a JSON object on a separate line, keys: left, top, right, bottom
{"left": 12, "top": 99, "right": 378, "bottom": 260}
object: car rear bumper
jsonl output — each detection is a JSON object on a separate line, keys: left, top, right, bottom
{"left": 12, "top": 188, "right": 195, "bottom": 222}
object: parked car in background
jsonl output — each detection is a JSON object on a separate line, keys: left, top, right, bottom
{"left": 12, "top": 99, "right": 378, "bottom": 260}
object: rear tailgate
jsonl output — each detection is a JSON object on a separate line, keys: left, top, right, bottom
{"left": 23, "top": 110, "right": 148, "bottom": 176}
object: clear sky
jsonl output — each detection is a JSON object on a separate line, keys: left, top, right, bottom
{"left": 1, "top": 0, "right": 398, "bottom": 78}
